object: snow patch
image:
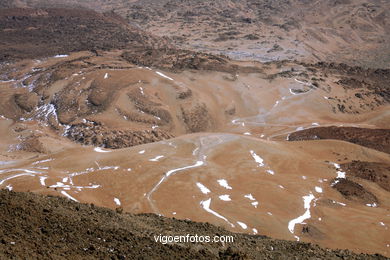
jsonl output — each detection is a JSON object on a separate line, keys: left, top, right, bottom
{"left": 149, "top": 155, "right": 164, "bottom": 162}
{"left": 266, "top": 169, "right": 275, "bottom": 175}
{"left": 61, "top": 191, "right": 78, "bottom": 202}
{"left": 237, "top": 221, "right": 247, "bottom": 229}
{"left": 217, "top": 179, "right": 232, "bottom": 190}
{"left": 39, "top": 176, "right": 48, "bottom": 186}
{"left": 332, "top": 163, "right": 346, "bottom": 179}
{"left": 250, "top": 150, "right": 264, "bottom": 167}
{"left": 36, "top": 103, "right": 58, "bottom": 121}
{"left": 94, "top": 147, "right": 111, "bottom": 153}
{"left": 200, "top": 198, "right": 234, "bottom": 227}
{"left": 366, "top": 203, "right": 378, "bottom": 208}
{"left": 219, "top": 195, "right": 231, "bottom": 201}
{"left": 244, "top": 194, "right": 255, "bottom": 201}
{"left": 114, "top": 198, "right": 121, "bottom": 206}
{"left": 288, "top": 193, "right": 315, "bottom": 234}
{"left": 156, "top": 71, "right": 174, "bottom": 81}
{"left": 54, "top": 54, "right": 68, "bottom": 58}
{"left": 196, "top": 182, "right": 211, "bottom": 194}
{"left": 32, "top": 158, "right": 53, "bottom": 165}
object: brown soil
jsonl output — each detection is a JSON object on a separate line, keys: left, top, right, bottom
{"left": 0, "top": 189, "right": 386, "bottom": 259}
{"left": 1, "top": 47, "right": 388, "bottom": 150}
{"left": 14, "top": 92, "right": 39, "bottom": 112}
{"left": 341, "top": 161, "right": 390, "bottom": 192}
{"left": 288, "top": 127, "right": 390, "bottom": 154}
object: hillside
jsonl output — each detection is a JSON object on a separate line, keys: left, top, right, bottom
{"left": 5, "top": 0, "right": 390, "bottom": 68}
{"left": 0, "top": 8, "right": 169, "bottom": 62}
{"left": 0, "top": 189, "right": 386, "bottom": 259}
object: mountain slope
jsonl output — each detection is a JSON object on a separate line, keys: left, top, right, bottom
{"left": 5, "top": 0, "right": 390, "bottom": 67}
{"left": 0, "top": 8, "right": 169, "bottom": 62}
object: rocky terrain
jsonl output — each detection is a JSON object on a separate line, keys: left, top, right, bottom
{"left": 288, "top": 126, "right": 390, "bottom": 154}
{"left": 0, "top": 189, "right": 386, "bottom": 259}
{"left": 0, "top": 8, "right": 168, "bottom": 62}
{"left": 0, "top": 2, "right": 389, "bottom": 259}
{"left": 4, "top": 0, "right": 390, "bottom": 68}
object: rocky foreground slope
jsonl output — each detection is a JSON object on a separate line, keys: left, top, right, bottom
{"left": 0, "top": 190, "right": 386, "bottom": 259}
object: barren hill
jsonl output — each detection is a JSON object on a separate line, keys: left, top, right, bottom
{"left": 0, "top": 8, "right": 169, "bottom": 62}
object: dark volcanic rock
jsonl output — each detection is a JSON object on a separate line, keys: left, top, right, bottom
{"left": 331, "top": 178, "right": 379, "bottom": 205}
{"left": 66, "top": 121, "right": 174, "bottom": 149}
{"left": 121, "top": 48, "right": 237, "bottom": 73}
{"left": 0, "top": 8, "right": 169, "bottom": 62}
{"left": 288, "top": 126, "right": 390, "bottom": 154}
{"left": 341, "top": 161, "right": 390, "bottom": 192}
